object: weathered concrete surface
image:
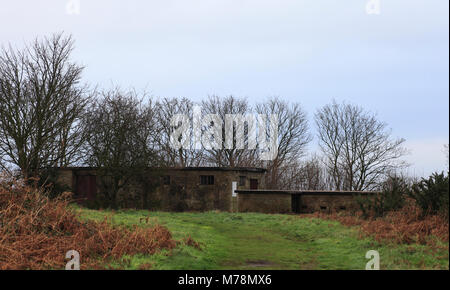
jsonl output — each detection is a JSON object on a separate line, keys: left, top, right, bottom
{"left": 237, "top": 192, "right": 292, "bottom": 214}
{"left": 55, "top": 167, "right": 266, "bottom": 211}
{"left": 236, "top": 190, "right": 374, "bottom": 214}
{"left": 55, "top": 167, "right": 374, "bottom": 213}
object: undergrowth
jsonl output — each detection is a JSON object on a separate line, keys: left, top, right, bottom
{"left": 301, "top": 199, "right": 449, "bottom": 249}
{"left": 0, "top": 176, "right": 176, "bottom": 270}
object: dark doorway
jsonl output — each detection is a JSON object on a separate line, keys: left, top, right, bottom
{"left": 75, "top": 175, "right": 97, "bottom": 201}
{"left": 239, "top": 176, "right": 246, "bottom": 186}
{"left": 250, "top": 179, "right": 258, "bottom": 189}
{"left": 291, "top": 194, "right": 301, "bottom": 213}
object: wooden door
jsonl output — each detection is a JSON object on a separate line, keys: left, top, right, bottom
{"left": 76, "top": 175, "right": 97, "bottom": 201}
{"left": 250, "top": 179, "right": 258, "bottom": 190}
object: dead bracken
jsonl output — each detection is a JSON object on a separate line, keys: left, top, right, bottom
{"left": 0, "top": 177, "right": 176, "bottom": 270}
{"left": 300, "top": 199, "right": 449, "bottom": 248}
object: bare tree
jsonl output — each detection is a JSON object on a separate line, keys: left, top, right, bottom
{"left": 0, "top": 33, "right": 89, "bottom": 178}
{"left": 315, "top": 100, "right": 408, "bottom": 191}
{"left": 82, "top": 88, "right": 157, "bottom": 208}
{"left": 201, "top": 95, "right": 256, "bottom": 167}
{"left": 278, "top": 153, "right": 336, "bottom": 190}
{"left": 297, "top": 154, "right": 331, "bottom": 190}
{"left": 155, "top": 97, "right": 204, "bottom": 167}
{"left": 256, "top": 97, "right": 311, "bottom": 189}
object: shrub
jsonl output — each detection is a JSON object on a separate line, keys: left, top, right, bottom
{"left": 409, "top": 172, "right": 449, "bottom": 220}
{"left": 356, "top": 175, "right": 409, "bottom": 218}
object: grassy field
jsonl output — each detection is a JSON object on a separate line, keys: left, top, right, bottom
{"left": 76, "top": 207, "right": 449, "bottom": 270}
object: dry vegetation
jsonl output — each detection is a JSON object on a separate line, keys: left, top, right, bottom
{"left": 0, "top": 177, "right": 176, "bottom": 270}
{"left": 301, "top": 199, "right": 449, "bottom": 249}
{"left": 182, "top": 235, "right": 203, "bottom": 251}
{"left": 1, "top": 174, "right": 447, "bottom": 270}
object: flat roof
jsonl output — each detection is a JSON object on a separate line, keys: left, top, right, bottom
{"left": 54, "top": 166, "right": 266, "bottom": 173}
{"left": 235, "top": 190, "right": 377, "bottom": 196}
{"left": 181, "top": 167, "right": 266, "bottom": 173}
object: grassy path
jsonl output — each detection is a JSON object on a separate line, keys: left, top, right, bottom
{"left": 77, "top": 208, "right": 449, "bottom": 270}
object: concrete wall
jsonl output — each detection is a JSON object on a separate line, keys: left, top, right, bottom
{"left": 55, "top": 167, "right": 265, "bottom": 211}
{"left": 237, "top": 193, "right": 291, "bottom": 214}
{"left": 236, "top": 190, "right": 371, "bottom": 214}
{"left": 56, "top": 169, "right": 74, "bottom": 190}
{"left": 299, "top": 194, "right": 359, "bottom": 213}
{"left": 55, "top": 167, "right": 371, "bottom": 214}
{"left": 133, "top": 168, "right": 266, "bottom": 211}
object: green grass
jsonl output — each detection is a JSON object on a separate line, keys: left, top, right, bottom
{"left": 75, "top": 207, "right": 449, "bottom": 270}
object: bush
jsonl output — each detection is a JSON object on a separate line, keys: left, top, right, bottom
{"left": 409, "top": 172, "right": 449, "bottom": 220}
{"left": 357, "top": 175, "right": 409, "bottom": 218}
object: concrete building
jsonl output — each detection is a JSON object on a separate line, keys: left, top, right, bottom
{"left": 56, "top": 167, "right": 373, "bottom": 213}
{"left": 56, "top": 167, "right": 266, "bottom": 211}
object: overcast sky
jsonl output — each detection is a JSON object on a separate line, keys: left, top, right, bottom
{"left": 0, "top": 0, "right": 448, "bottom": 176}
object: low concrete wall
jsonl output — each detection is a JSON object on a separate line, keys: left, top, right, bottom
{"left": 237, "top": 192, "right": 291, "bottom": 214}
{"left": 236, "top": 190, "right": 374, "bottom": 214}
{"left": 299, "top": 194, "right": 358, "bottom": 213}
